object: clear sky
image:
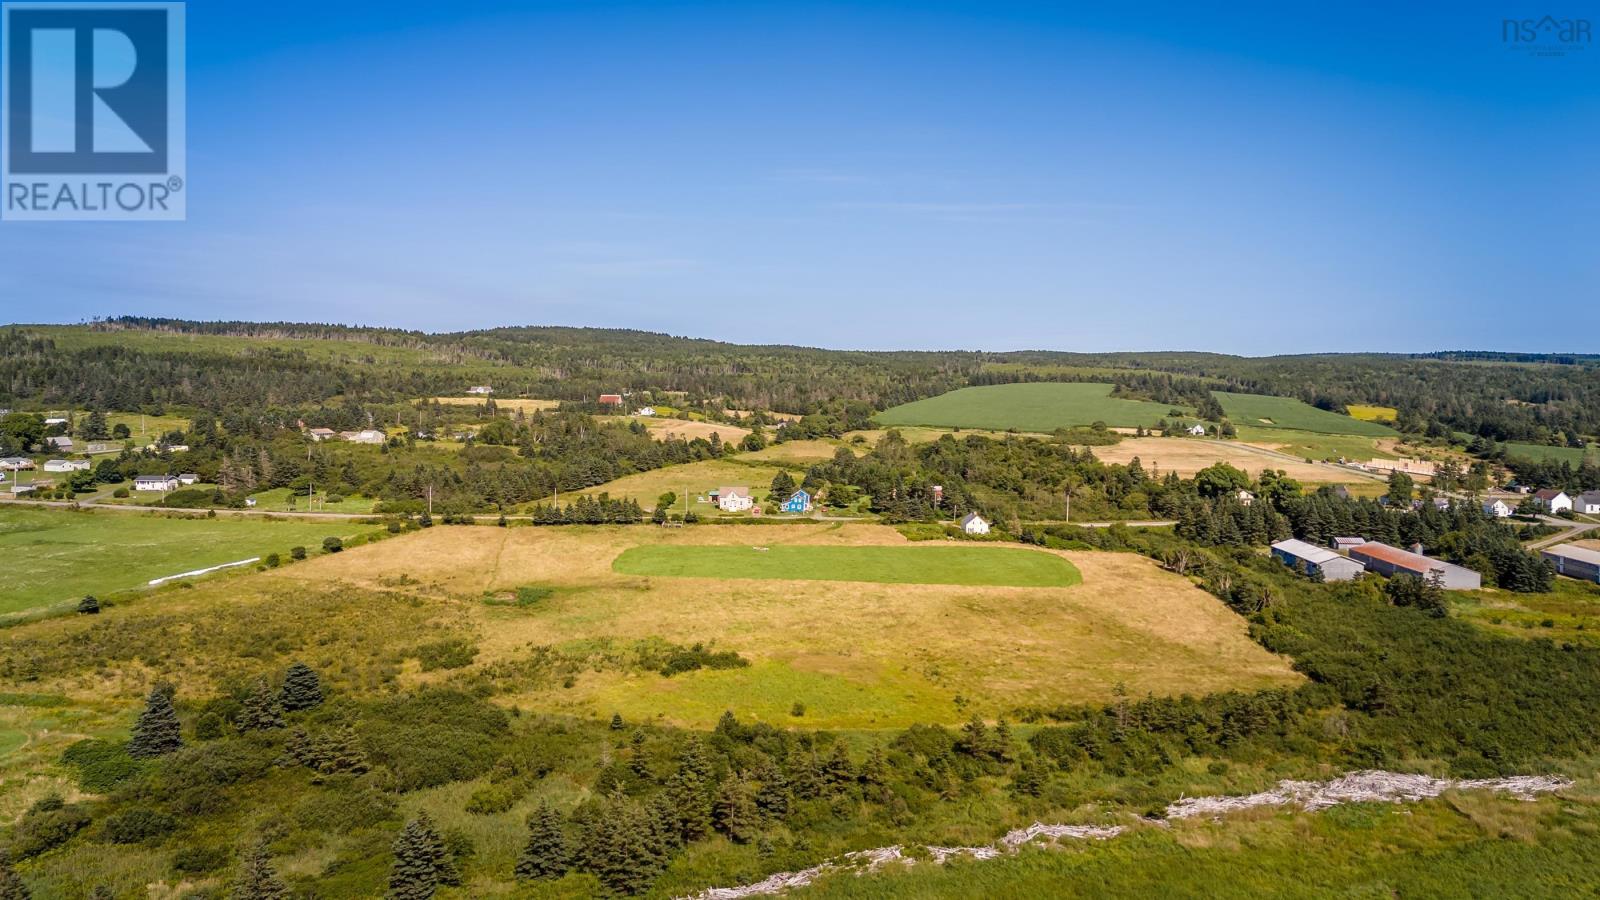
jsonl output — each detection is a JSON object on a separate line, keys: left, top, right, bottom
{"left": 2, "top": 1, "right": 1596, "bottom": 353}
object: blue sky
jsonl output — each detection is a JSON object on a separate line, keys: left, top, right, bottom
{"left": 2, "top": 1, "right": 1596, "bottom": 353}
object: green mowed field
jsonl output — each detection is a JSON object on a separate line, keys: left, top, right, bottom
{"left": 0, "top": 507, "right": 380, "bottom": 616}
{"left": 1233, "top": 426, "right": 1394, "bottom": 462}
{"left": 877, "top": 383, "right": 1190, "bottom": 431}
{"left": 1499, "top": 442, "right": 1599, "bottom": 465}
{"left": 612, "top": 544, "right": 1082, "bottom": 587}
{"left": 1215, "top": 392, "right": 1394, "bottom": 436}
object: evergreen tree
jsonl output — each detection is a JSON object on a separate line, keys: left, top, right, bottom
{"left": 0, "top": 849, "right": 27, "bottom": 900}
{"left": 389, "top": 812, "right": 451, "bottom": 900}
{"left": 77, "top": 594, "right": 100, "bottom": 615}
{"left": 666, "top": 738, "right": 714, "bottom": 841}
{"left": 769, "top": 470, "right": 796, "bottom": 500}
{"left": 714, "top": 776, "right": 761, "bottom": 842}
{"left": 514, "top": 802, "right": 569, "bottom": 881}
{"left": 127, "top": 686, "right": 183, "bottom": 758}
{"left": 609, "top": 711, "right": 624, "bottom": 731}
{"left": 279, "top": 661, "right": 324, "bottom": 711}
{"left": 822, "top": 742, "right": 855, "bottom": 788}
{"left": 238, "top": 676, "right": 286, "bottom": 731}
{"left": 229, "top": 838, "right": 289, "bottom": 900}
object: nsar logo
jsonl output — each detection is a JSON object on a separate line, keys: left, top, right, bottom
{"left": 2, "top": 2, "right": 185, "bottom": 221}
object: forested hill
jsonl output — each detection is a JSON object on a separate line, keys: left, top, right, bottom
{"left": 4, "top": 318, "right": 1600, "bottom": 443}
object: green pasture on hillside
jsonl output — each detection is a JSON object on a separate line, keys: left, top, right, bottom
{"left": 876, "top": 383, "right": 1189, "bottom": 431}
{"left": 612, "top": 544, "right": 1082, "bottom": 587}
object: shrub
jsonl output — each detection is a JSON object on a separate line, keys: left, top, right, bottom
{"left": 362, "top": 689, "right": 509, "bottom": 791}
{"left": 791, "top": 701, "right": 806, "bottom": 718}
{"left": 516, "top": 586, "right": 554, "bottom": 607}
{"left": 465, "top": 781, "right": 525, "bottom": 815}
{"left": 290, "top": 546, "right": 307, "bottom": 560}
{"left": 172, "top": 843, "right": 230, "bottom": 873}
{"left": 264, "top": 553, "right": 281, "bottom": 568}
{"left": 9, "top": 796, "right": 91, "bottom": 859}
{"left": 413, "top": 638, "right": 479, "bottom": 672}
{"left": 62, "top": 739, "right": 144, "bottom": 792}
{"left": 104, "top": 807, "right": 178, "bottom": 844}
{"left": 321, "top": 536, "right": 343, "bottom": 553}
{"left": 113, "top": 487, "right": 129, "bottom": 498}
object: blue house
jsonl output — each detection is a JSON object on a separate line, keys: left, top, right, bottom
{"left": 781, "top": 490, "right": 812, "bottom": 513}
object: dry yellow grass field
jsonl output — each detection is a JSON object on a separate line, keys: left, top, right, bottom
{"left": 428, "top": 396, "right": 560, "bottom": 412}
{"left": 1087, "top": 437, "right": 1362, "bottom": 484}
{"left": 575, "top": 458, "right": 787, "bottom": 514}
{"left": 635, "top": 416, "right": 751, "bottom": 444}
{"left": 266, "top": 524, "right": 1301, "bottom": 729}
{"left": 743, "top": 439, "right": 855, "bottom": 464}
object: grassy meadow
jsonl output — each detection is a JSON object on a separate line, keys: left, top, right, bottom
{"left": 570, "top": 457, "right": 793, "bottom": 515}
{"left": 1085, "top": 437, "right": 1365, "bottom": 484}
{"left": 1233, "top": 426, "right": 1394, "bottom": 462}
{"left": 1215, "top": 392, "right": 1395, "bottom": 437}
{"left": 1498, "top": 442, "right": 1600, "bottom": 465}
{"left": 612, "top": 544, "right": 1082, "bottom": 587}
{"left": 0, "top": 507, "right": 381, "bottom": 617}
{"left": 258, "top": 523, "right": 1298, "bottom": 728}
{"left": 876, "top": 383, "right": 1190, "bottom": 432}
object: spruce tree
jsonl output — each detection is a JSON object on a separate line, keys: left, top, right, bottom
{"left": 0, "top": 849, "right": 27, "bottom": 900}
{"left": 238, "top": 677, "right": 286, "bottom": 731}
{"left": 229, "top": 838, "right": 289, "bottom": 900}
{"left": 279, "top": 661, "right": 324, "bottom": 711}
{"left": 77, "top": 595, "right": 100, "bottom": 615}
{"left": 609, "top": 711, "right": 624, "bottom": 731}
{"left": 713, "top": 776, "right": 761, "bottom": 843}
{"left": 514, "top": 802, "right": 569, "bottom": 880}
{"left": 389, "top": 812, "right": 450, "bottom": 900}
{"left": 127, "top": 686, "right": 183, "bottom": 758}
{"left": 822, "top": 742, "right": 854, "bottom": 788}
{"left": 666, "top": 739, "right": 714, "bottom": 841}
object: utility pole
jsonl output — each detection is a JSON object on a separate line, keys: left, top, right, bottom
{"left": 427, "top": 483, "right": 434, "bottom": 517}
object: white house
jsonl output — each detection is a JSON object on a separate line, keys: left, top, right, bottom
{"left": 342, "top": 429, "right": 387, "bottom": 445}
{"left": 1187, "top": 424, "right": 1207, "bottom": 436}
{"left": 635, "top": 407, "right": 657, "bottom": 417}
{"left": 466, "top": 385, "right": 494, "bottom": 395}
{"left": 1482, "top": 499, "right": 1513, "bottom": 518}
{"left": 1577, "top": 491, "right": 1600, "bottom": 515}
{"left": 43, "top": 417, "right": 68, "bottom": 426}
{"left": 1535, "top": 489, "right": 1572, "bottom": 514}
{"left": 1236, "top": 490, "right": 1256, "bottom": 507}
{"left": 134, "top": 475, "right": 179, "bottom": 492}
{"left": 0, "top": 457, "right": 34, "bottom": 471}
{"left": 178, "top": 473, "right": 201, "bottom": 485}
{"left": 43, "top": 459, "right": 90, "bottom": 473}
{"left": 307, "top": 428, "right": 337, "bottom": 442}
{"left": 959, "top": 512, "right": 991, "bottom": 535}
{"left": 716, "top": 486, "right": 754, "bottom": 512}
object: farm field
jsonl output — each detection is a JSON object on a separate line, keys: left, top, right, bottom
{"left": 612, "top": 544, "right": 1082, "bottom": 587}
{"left": 745, "top": 439, "right": 854, "bottom": 464}
{"left": 245, "top": 488, "right": 381, "bottom": 514}
{"left": 0, "top": 507, "right": 381, "bottom": 618}
{"left": 428, "top": 396, "right": 559, "bottom": 413}
{"left": 1085, "top": 437, "right": 1366, "bottom": 484}
{"left": 1498, "top": 442, "right": 1600, "bottom": 465}
{"left": 634, "top": 416, "right": 751, "bottom": 444}
{"left": 1234, "top": 426, "right": 1394, "bottom": 462}
{"left": 1346, "top": 403, "right": 1398, "bottom": 422}
{"left": 264, "top": 523, "right": 1300, "bottom": 729}
{"left": 1215, "top": 392, "right": 1395, "bottom": 436}
{"left": 570, "top": 457, "right": 790, "bottom": 515}
{"left": 876, "top": 383, "right": 1191, "bottom": 432}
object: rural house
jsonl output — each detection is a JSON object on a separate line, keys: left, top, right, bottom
{"left": 133, "top": 475, "right": 179, "bottom": 492}
{"left": 1482, "top": 499, "right": 1513, "bottom": 518}
{"left": 342, "top": 429, "right": 387, "bottom": 445}
{"left": 0, "top": 457, "right": 35, "bottom": 471}
{"left": 715, "top": 486, "right": 754, "bottom": 512}
{"left": 466, "top": 385, "right": 494, "bottom": 395}
{"left": 1577, "top": 491, "right": 1600, "bottom": 515}
{"left": 1235, "top": 490, "right": 1255, "bottom": 507}
{"left": 1541, "top": 544, "right": 1600, "bottom": 584}
{"left": 960, "top": 512, "right": 991, "bottom": 535}
{"left": 635, "top": 406, "right": 656, "bottom": 417}
{"left": 1348, "top": 542, "right": 1482, "bottom": 590}
{"left": 1332, "top": 536, "right": 1366, "bottom": 552}
{"left": 1535, "top": 489, "right": 1572, "bottom": 514}
{"left": 307, "top": 428, "right": 336, "bottom": 441}
{"left": 178, "top": 473, "right": 201, "bottom": 485}
{"left": 43, "top": 459, "right": 90, "bottom": 473}
{"left": 599, "top": 394, "right": 624, "bottom": 406}
{"left": 781, "top": 489, "right": 812, "bottom": 513}
{"left": 1187, "top": 424, "right": 1207, "bottom": 436}
{"left": 1271, "top": 539, "right": 1366, "bottom": 582}
{"left": 45, "top": 436, "right": 74, "bottom": 451}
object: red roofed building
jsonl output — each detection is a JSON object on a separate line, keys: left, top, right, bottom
{"left": 598, "top": 394, "right": 624, "bottom": 406}
{"left": 1348, "top": 541, "right": 1482, "bottom": 590}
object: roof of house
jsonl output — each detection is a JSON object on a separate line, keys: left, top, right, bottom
{"left": 718, "top": 486, "right": 750, "bottom": 498}
{"left": 1271, "top": 539, "right": 1345, "bottom": 566}
{"left": 960, "top": 512, "right": 987, "bottom": 526}
{"left": 180, "top": 473, "right": 199, "bottom": 478}
{"left": 135, "top": 474, "right": 176, "bottom": 483}
{"left": 1543, "top": 544, "right": 1600, "bottom": 566}
{"left": 786, "top": 489, "right": 810, "bottom": 500}
{"left": 1349, "top": 541, "right": 1471, "bottom": 577}
{"left": 308, "top": 427, "right": 335, "bottom": 434}
{"left": 1535, "top": 489, "right": 1569, "bottom": 500}
{"left": 1580, "top": 491, "right": 1600, "bottom": 504}
{"left": 1333, "top": 536, "right": 1365, "bottom": 544}
{"left": 599, "top": 393, "right": 623, "bottom": 403}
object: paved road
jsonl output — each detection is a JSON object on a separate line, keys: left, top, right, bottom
{"left": 1525, "top": 514, "right": 1600, "bottom": 551}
